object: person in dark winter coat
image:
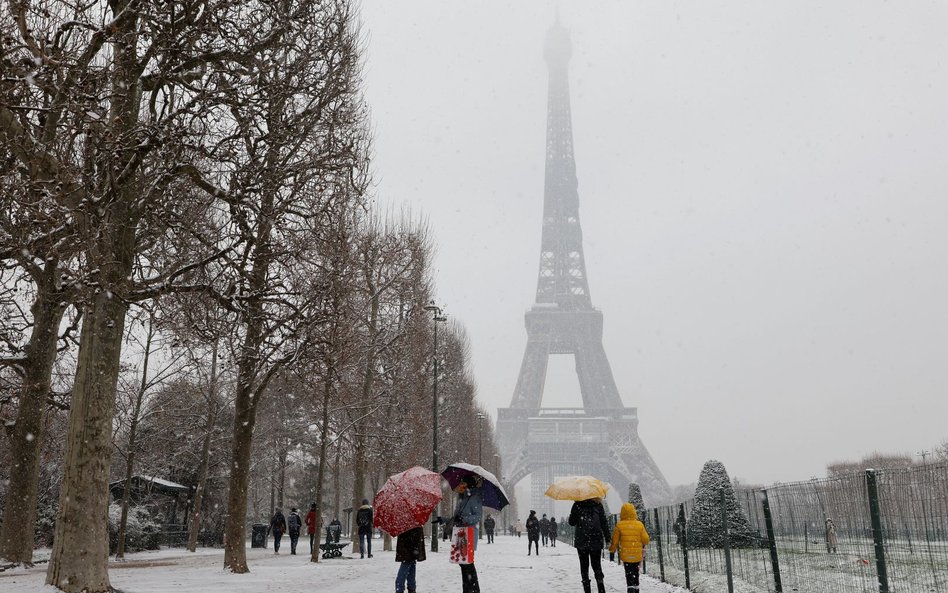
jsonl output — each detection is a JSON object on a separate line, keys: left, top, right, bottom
{"left": 269, "top": 508, "right": 288, "bottom": 554}
{"left": 568, "top": 498, "right": 612, "bottom": 593}
{"left": 525, "top": 510, "right": 540, "bottom": 555}
{"left": 356, "top": 499, "right": 374, "bottom": 558}
{"left": 328, "top": 518, "right": 342, "bottom": 543}
{"left": 395, "top": 526, "right": 426, "bottom": 593}
{"left": 287, "top": 507, "right": 303, "bottom": 555}
{"left": 305, "top": 503, "right": 319, "bottom": 553}
{"left": 540, "top": 513, "right": 551, "bottom": 546}
{"left": 549, "top": 517, "right": 558, "bottom": 547}
{"left": 483, "top": 515, "right": 496, "bottom": 544}
{"left": 434, "top": 474, "right": 483, "bottom": 593}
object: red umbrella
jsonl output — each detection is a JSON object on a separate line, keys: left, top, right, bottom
{"left": 373, "top": 466, "right": 443, "bottom": 537}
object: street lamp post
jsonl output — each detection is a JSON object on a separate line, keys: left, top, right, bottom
{"left": 425, "top": 303, "right": 446, "bottom": 552}
{"left": 477, "top": 413, "right": 485, "bottom": 540}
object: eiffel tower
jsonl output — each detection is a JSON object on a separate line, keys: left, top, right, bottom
{"left": 497, "top": 19, "right": 672, "bottom": 514}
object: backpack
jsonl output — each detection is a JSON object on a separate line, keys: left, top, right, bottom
{"left": 357, "top": 508, "right": 372, "bottom": 527}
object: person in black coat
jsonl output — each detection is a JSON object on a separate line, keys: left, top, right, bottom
{"left": 568, "top": 498, "right": 611, "bottom": 593}
{"left": 483, "top": 515, "right": 496, "bottom": 544}
{"left": 525, "top": 510, "right": 540, "bottom": 556}
{"left": 269, "top": 508, "right": 288, "bottom": 554}
{"left": 395, "top": 526, "right": 426, "bottom": 593}
{"left": 540, "top": 514, "right": 551, "bottom": 547}
{"left": 356, "top": 499, "right": 374, "bottom": 558}
{"left": 286, "top": 507, "right": 303, "bottom": 555}
{"left": 549, "top": 517, "right": 558, "bottom": 547}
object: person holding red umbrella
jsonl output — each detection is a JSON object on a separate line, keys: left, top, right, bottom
{"left": 394, "top": 526, "right": 426, "bottom": 593}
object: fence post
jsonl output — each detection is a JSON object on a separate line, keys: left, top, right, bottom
{"left": 720, "top": 489, "right": 734, "bottom": 593}
{"left": 678, "top": 503, "right": 690, "bottom": 591}
{"left": 865, "top": 469, "right": 890, "bottom": 593}
{"left": 654, "top": 508, "right": 665, "bottom": 583}
{"left": 761, "top": 489, "right": 783, "bottom": 593}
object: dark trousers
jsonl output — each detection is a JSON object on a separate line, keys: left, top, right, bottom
{"left": 396, "top": 561, "right": 416, "bottom": 593}
{"left": 359, "top": 530, "right": 372, "bottom": 557}
{"left": 486, "top": 530, "right": 494, "bottom": 543}
{"left": 623, "top": 561, "right": 641, "bottom": 592}
{"left": 550, "top": 535, "right": 557, "bottom": 547}
{"left": 272, "top": 531, "right": 283, "bottom": 552}
{"left": 542, "top": 533, "right": 548, "bottom": 546}
{"left": 577, "top": 549, "right": 604, "bottom": 584}
{"left": 460, "top": 563, "right": 480, "bottom": 593}
{"left": 289, "top": 530, "right": 300, "bottom": 554}
{"left": 528, "top": 538, "right": 539, "bottom": 555}
{"left": 309, "top": 533, "right": 316, "bottom": 552}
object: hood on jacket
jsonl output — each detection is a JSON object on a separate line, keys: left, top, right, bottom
{"left": 359, "top": 504, "right": 372, "bottom": 510}
{"left": 620, "top": 502, "right": 638, "bottom": 521}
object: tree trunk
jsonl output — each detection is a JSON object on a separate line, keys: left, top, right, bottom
{"left": 310, "top": 368, "right": 333, "bottom": 563}
{"left": 187, "top": 343, "right": 219, "bottom": 552}
{"left": 0, "top": 267, "right": 66, "bottom": 565}
{"left": 350, "top": 275, "right": 379, "bottom": 553}
{"left": 45, "top": 287, "right": 130, "bottom": 592}
{"left": 116, "top": 319, "right": 155, "bottom": 560}
{"left": 382, "top": 462, "right": 392, "bottom": 552}
{"left": 222, "top": 375, "right": 258, "bottom": 573}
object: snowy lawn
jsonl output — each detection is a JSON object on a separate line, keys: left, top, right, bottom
{"left": 3, "top": 535, "right": 689, "bottom": 593}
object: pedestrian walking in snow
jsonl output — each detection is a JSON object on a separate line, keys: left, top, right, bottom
{"left": 609, "top": 503, "right": 650, "bottom": 593}
{"left": 434, "top": 474, "right": 483, "bottom": 593}
{"left": 515, "top": 519, "right": 524, "bottom": 538}
{"left": 526, "top": 510, "right": 540, "bottom": 555}
{"left": 484, "top": 515, "right": 496, "bottom": 544}
{"left": 549, "top": 517, "right": 558, "bottom": 547}
{"left": 394, "top": 526, "right": 426, "bottom": 593}
{"left": 356, "top": 499, "right": 374, "bottom": 558}
{"left": 568, "top": 497, "right": 612, "bottom": 593}
{"left": 305, "top": 503, "right": 319, "bottom": 553}
{"left": 287, "top": 507, "right": 303, "bottom": 555}
{"left": 269, "top": 508, "right": 288, "bottom": 554}
{"left": 540, "top": 513, "right": 551, "bottom": 547}
{"left": 825, "top": 518, "right": 839, "bottom": 554}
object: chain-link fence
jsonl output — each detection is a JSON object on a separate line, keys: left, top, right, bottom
{"left": 638, "top": 463, "right": 948, "bottom": 593}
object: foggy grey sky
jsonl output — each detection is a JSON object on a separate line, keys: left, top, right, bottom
{"left": 358, "top": 1, "right": 948, "bottom": 487}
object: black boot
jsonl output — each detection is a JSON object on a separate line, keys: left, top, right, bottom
{"left": 596, "top": 579, "right": 606, "bottom": 593}
{"left": 582, "top": 580, "right": 592, "bottom": 593}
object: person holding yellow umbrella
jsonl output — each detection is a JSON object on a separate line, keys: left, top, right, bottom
{"left": 546, "top": 477, "right": 612, "bottom": 593}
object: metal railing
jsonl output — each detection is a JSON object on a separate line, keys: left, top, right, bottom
{"left": 638, "top": 463, "right": 948, "bottom": 593}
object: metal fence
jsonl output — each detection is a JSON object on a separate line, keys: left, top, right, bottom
{"left": 639, "top": 463, "right": 948, "bottom": 593}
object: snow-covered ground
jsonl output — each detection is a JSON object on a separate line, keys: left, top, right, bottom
{"left": 2, "top": 536, "right": 688, "bottom": 593}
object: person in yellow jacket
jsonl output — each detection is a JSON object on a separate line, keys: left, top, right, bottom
{"left": 608, "top": 503, "right": 650, "bottom": 593}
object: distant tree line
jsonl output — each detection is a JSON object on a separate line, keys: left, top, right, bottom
{"left": 0, "top": 2, "right": 498, "bottom": 592}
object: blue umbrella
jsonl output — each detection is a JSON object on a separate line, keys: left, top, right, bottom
{"left": 441, "top": 462, "right": 510, "bottom": 511}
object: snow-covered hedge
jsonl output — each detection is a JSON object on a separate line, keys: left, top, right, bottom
{"left": 108, "top": 503, "right": 162, "bottom": 553}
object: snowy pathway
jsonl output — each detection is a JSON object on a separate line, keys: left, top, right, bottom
{"left": 4, "top": 536, "right": 689, "bottom": 592}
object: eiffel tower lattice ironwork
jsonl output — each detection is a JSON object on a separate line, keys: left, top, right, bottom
{"left": 497, "top": 20, "right": 672, "bottom": 513}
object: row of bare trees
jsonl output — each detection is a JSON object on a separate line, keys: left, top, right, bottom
{"left": 0, "top": 2, "right": 497, "bottom": 592}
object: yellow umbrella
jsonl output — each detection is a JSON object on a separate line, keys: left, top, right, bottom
{"left": 544, "top": 476, "right": 610, "bottom": 501}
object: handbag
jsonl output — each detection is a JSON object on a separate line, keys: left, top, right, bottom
{"left": 449, "top": 526, "right": 475, "bottom": 564}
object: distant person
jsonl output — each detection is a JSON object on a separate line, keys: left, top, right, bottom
{"left": 269, "top": 508, "right": 287, "bottom": 554}
{"left": 569, "top": 497, "right": 611, "bottom": 593}
{"left": 549, "top": 517, "right": 558, "bottom": 547}
{"left": 484, "top": 514, "right": 496, "bottom": 544}
{"left": 515, "top": 520, "right": 524, "bottom": 538}
{"left": 526, "top": 510, "right": 540, "bottom": 556}
{"left": 395, "top": 526, "right": 426, "bottom": 593}
{"left": 540, "top": 513, "right": 551, "bottom": 547}
{"left": 305, "top": 502, "right": 319, "bottom": 553}
{"left": 609, "top": 502, "right": 650, "bottom": 593}
{"left": 287, "top": 507, "right": 303, "bottom": 555}
{"left": 825, "top": 518, "right": 839, "bottom": 554}
{"left": 356, "top": 498, "right": 374, "bottom": 558}
{"left": 329, "top": 517, "right": 342, "bottom": 543}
